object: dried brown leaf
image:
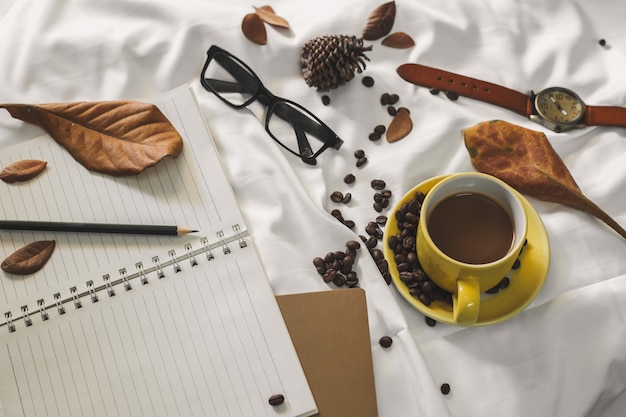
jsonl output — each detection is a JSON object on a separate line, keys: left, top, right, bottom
{"left": 464, "top": 120, "right": 626, "bottom": 240}
{"left": 381, "top": 32, "right": 415, "bottom": 49}
{"left": 242, "top": 13, "right": 267, "bottom": 45}
{"left": 362, "top": 1, "right": 396, "bottom": 41}
{"left": 0, "top": 101, "right": 183, "bottom": 176}
{"left": 254, "top": 5, "right": 289, "bottom": 28}
{"left": 0, "top": 159, "right": 47, "bottom": 183}
{"left": 1, "top": 240, "right": 56, "bottom": 275}
{"left": 386, "top": 107, "right": 412, "bottom": 142}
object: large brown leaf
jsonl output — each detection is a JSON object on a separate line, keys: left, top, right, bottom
{"left": 0, "top": 101, "right": 183, "bottom": 176}
{"left": 464, "top": 120, "right": 626, "bottom": 240}
{"left": 1, "top": 240, "right": 56, "bottom": 275}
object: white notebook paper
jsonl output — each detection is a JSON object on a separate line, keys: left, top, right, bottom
{"left": 0, "top": 85, "right": 317, "bottom": 417}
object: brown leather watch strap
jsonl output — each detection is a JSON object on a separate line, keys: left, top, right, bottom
{"left": 584, "top": 105, "right": 626, "bottom": 127}
{"left": 397, "top": 63, "right": 532, "bottom": 116}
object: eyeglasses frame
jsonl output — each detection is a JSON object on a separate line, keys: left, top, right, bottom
{"left": 200, "top": 45, "right": 343, "bottom": 165}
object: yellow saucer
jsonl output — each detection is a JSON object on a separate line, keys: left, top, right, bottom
{"left": 383, "top": 175, "right": 550, "bottom": 327}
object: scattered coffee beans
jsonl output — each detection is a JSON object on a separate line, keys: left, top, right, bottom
{"left": 371, "top": 179, "right": 386, "bottom": 190}
{"left": 344, "top": 173, "right": 356, "bottom": 184}
{"left": 330, "top": 191, "right": 344, "bottom": 203}
{"left": 354, "top": 149, "right": 365, "bottom": 159}
{"left": 268, "top": 394, "right": 285, "bottom": 406}
{"left": 445, "top": 90, "right": 459, "bottom": 101}
{"left": 362, "top": 76, "right": 375, "bottom": 87}
{"left": 321, "top": 95, "right": 331, "bottom": 105}
{"left": 387, "top": 106, "right": 397, "bottom": 116}
{"left": 330, "top": 208, "right": 355, "bottom": 230}
{"left": 379, "top": 336, "right": 393, "bottom": 348}
{"left": 313, "top": 241, "right": 362, "bottom": 287}
{"left": 356, "top": 156, "right": 368, "bottom": 167}
{"left": 440, "top": 383, "right": 451, "bottom": 395}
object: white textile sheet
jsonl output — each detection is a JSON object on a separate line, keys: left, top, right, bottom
{"left": 1, "top": 1, "right": 625, "bottom": 416}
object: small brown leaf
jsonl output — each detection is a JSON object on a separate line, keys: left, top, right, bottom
{"left": 362, "top": 1, "right": 396, "bottom": 41}
{"left": 386, "top": 107, "right": 412, "bottom": 142}
{"left": 464, "top": 120, "right": 626, "bottom": 240}
{"left": 0, "top": 101, "right": 183, "bottom": 176}
{"left": 254, "top": 5, "right": 290, "bottom": 28}
{"left": 381, "top": 32, "right": 415, "bottom": 49}
{"left": 1, "top": 240, "right": 56, "bottom": 275}
{"left": 242, "top": 13, "right": 267, "bottom": 45}
{"left": 0, "top": 159, "right": 47, "bottom": 183}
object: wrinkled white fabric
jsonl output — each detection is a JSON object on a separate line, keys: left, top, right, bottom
{"left": 1, "top": 1, "right": 625, "bottom": 416}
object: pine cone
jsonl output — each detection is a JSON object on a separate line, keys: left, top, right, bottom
{"left": 300, "top": 35, "right": 373, "bottom": 91}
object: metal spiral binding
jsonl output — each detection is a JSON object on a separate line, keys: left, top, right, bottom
{"left": 70, "top": 287, "right": 82, "bottom": 309}
{"left": 54, "top": 293, "right": 65, "bottom": 315}
{"left": 37, "top": 299, "right": 49, "bottom": 321}
{"left": 103, "top": 274, "right": 116, "bottom": 297}
{"left": 136, "top": 262, "right": 148, "bottom": 285}
{"left": 233, "top": 224, "right": 247, "bottom": 248}
{"left": 168, "top": 250, "right": 182, "bottom": 273}
{"left": 119, "top": 268, "right": 132, "bottom": 291}
{"left": 87, "top": 280, "right": 99, "bottom": 303}
{"left": 217, "top": 230, "right": 231, "bottom": 254}
{"left": 4, "top": 312, "right": 15, "bottom": 333}
{"left": 21, "top": 305, "right": 32, "bottom": 328}
{"left": 2, "top": 225, "right": 250, "bottom": 333}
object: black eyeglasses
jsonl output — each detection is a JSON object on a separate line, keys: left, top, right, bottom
{"left": 200, "top": 45, "right": 343, "bottom": 165}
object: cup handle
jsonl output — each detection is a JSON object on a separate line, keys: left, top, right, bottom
{"left": 453, "top": 277, "right": 480, "bottom": 325}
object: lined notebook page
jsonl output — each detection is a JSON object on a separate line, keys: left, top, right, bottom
{"left": 0, "top": 86, "right": 241, "bottom": 319}
{"left": 0, "top": 86, "right": 316, "bottom": 417}
{"left": 0, "top": 235, "right": 316, "bottom": 417}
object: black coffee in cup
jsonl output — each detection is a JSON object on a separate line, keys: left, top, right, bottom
{"left": 427, "top": 192, "right": 514, "bottom": 264}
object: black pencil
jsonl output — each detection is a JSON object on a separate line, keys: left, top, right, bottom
{"left": 0, "top": 220, "right": 197, "bottom": 236}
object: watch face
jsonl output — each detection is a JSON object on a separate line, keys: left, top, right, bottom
{"left": 535, "top": 87, "right": 585, "bottom": 125}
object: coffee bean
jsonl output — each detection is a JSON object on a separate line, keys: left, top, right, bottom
{"left": 380, "top": 93, "right": 391, "bottom": 105}
{"left": 368, "top": 132, "right": 382, "bottom": 141}
{"left": 321, "top": 95, "right": 331, "bottom": 105}
{"left": 344, "top": 173, "right": 355, "bottom": 184}
{"left": 356, "top": 156, "right": 368, "bottom": 167}
{"left": 344, "top": 219, "right": 355, "bottom": 229}
{"left": 330, "top": 191, "right": 344, "bottom": 202}
{"left": 599, "top": 38, "right": 607, "bottom": 47}
{"left": 440, "top": 383, "right": 451, "bottom": 395}
{"left": 379, "top": 336, "right": 393, "bottom": 348}
{"left": 418, "top": 293, "right": 432, "bottom": 306}
{"left": 268, "top": 394, "right": 285, "bottom": 406}
{"left": 387, "top": 106, "right": 397, "bottom": 116}
{"left": 342, "top": 193, "right": 352, "bottom": 204}
{"left": 388, "top": 93, "right": 400, "bottom": 104}
{"left": 366, "top": 236, "right": 378, "bottom": 249}
{"left": 429, "top": 88, "right": 440, "bottom": 95}
{"left": 313, "top": 257, "right": 325, "bottom": 269}
{"left": 362, "top": 76, "right": 375, "bottom": 87}
{"left": 346, "top": 240, "right": 361, "bottom": 250}
{"left": 445, "top": 90, "right": 459, "bottom": 101}
{"left": 425, "top": 316, "right": 437, "bottom": 327}
{"left": 354, "top": 149, "right": 365, "bottom": 159}
{"left": 371, "top": 179, "right": 386, "bottom": 190}
{"left": 376, "top": 215, "right": 387, "bottom": 225}
{"left": 374, "top": 124, "right": 386, "bottom": 134}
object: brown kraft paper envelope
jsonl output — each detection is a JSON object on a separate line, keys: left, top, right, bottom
{"left": 276, "top": 288, "right": 378, "bottom": 417}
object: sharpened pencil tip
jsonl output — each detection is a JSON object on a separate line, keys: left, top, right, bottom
{"left": 176, "top": 227, "right": 198, "bottom": 236}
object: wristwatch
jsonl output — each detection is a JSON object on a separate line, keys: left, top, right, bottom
{"left": 397, "top": 63, "right": 626, "bottom": 133}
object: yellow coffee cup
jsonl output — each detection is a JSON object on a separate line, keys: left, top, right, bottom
{"left": 416, "top": 172, "right": 528, "bottom": 325}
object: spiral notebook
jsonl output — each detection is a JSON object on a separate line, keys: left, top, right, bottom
{"left": 0, "top": 85, "right": 317, "bottom": 417}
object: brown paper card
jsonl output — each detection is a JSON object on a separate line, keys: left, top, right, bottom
{"left": 276, "top": 289, "right": 378, "bottom": 417}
